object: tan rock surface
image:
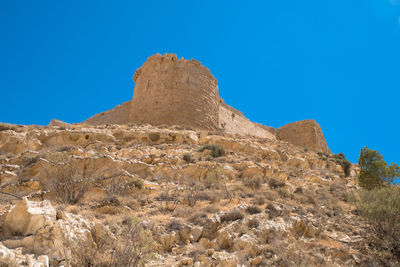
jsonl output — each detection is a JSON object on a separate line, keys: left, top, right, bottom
{"left": 0, "top": 198, "right": 95, "bottom": 262}
{"left": 48, "top": 119, "right": 71, "bottom": 128}
{"left": 0, "top": 123, "right": 381, "bottom": 266}
{"left": 2, "top": 198, "right": 56, "bottom": 237}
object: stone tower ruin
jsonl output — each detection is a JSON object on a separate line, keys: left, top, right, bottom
{"left": 131, "top": 54, "right": 219, "bottom": 130}
{"left": 83, "top": 53, "right": 331, "bottom": 153}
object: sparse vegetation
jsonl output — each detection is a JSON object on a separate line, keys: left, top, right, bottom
{"left": 105, "top": 174, "right": 144, "bottom": 196}
{"left": 291, "top": 220, "right": 320, "bottom": 239}
{"left": 55, "top": 162, "right": 92, "bottom": 204}
{"left": 242, "top": 176, "right": 262, "bottom": 189}
{"left": 245, "top": 205, "right": 262, "bottom": 215}
{"left": 197, "top": 144, "right": 225, "bottom": 158}
{"left": 64, "top": 216, "right": 156, "bottom": 267}
{"left": 203, "top": 167, "right": 223, "bottom": 188}
{"left": 0, "top": 121, "right": 394, "bottom": 266}
{"left": 277, "top": 188, "right": 290, "bottom": 198}
{"left": 318, "top": 152, "right": 352, "bottom": 177}
{"left": 268, "top": 178, "right": 286, "bottom": 189}
{"left": 357, "top": 186, "right": 400, "bottom": 261}
{"left": 222, "top": 210, "right": 244, "bottom": 222}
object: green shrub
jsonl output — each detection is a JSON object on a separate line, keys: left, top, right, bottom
{"left": 245, "top": 205, "right": 262, "bottom": 215}
{"left": 357, "top": 186, "right": 400, "bottom": 259}
{"left": 197, "top": 144, "right": 225, "bottom": 158}
{"left": 268, "top": 178, "right": 286, "bottom": 189}
{"left": 129, "top": 176, "right": 144, "bottom": 189}
{"left": 358, "top": 147, "right": 399, "bottom": 190}
{"left": 277, "top": 188, "right": 290, "bottom": 198}
{"left": 332, "top": 153, "right": 352, "bottom": 177}
{"left": 183, "top": 152, "right": 194, "bottom": 163}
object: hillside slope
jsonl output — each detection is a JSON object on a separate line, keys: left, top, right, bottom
{"left": 0, "top": 123, "right": 384, "bottom": 266}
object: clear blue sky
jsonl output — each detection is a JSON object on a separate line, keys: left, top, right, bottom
{"left": 1, "top": 1, "right": 399, "bottom": 164}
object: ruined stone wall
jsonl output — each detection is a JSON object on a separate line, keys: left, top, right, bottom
{"left": 130, "top": 54, "right": 219, "bottom": 130}
{"left": 84, "top": 100, "right": 133, "bottom": 125}
{"left": 81, "top": 53, "right": 331, "bottom": 153}
{"left": 277, "top": 119, "right": 331, "bottom": 154}
{"left": 219, "top": 98, "right": 275, "bottom": 140}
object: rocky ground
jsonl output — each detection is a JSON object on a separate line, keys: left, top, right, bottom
{"left": 0, "top": 122, "right": 383, "bottom": 266}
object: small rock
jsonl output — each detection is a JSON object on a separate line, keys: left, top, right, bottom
{"left": 180, "top": 258, "right": 193, "bottom": 266}
{"left": 199, "top": 237, "right": 211, "bottom": 249}
{"left": 206, "top": 249, "right": 214, "bottom": 256}
{"left": 251, "top": 255, "right": 263, "bottom": 266}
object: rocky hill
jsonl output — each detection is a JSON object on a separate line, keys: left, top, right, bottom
{"left": 0, "top": 122, "right": 380, "bottom": 266}
{"left": 0, "top": 54, "right": 384, "bottom": 266}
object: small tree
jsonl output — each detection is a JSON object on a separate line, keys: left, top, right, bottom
{"left": 358, "top": 147, "right": 399, "bottom": 190}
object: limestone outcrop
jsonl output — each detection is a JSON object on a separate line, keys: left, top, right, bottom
{"left": 277, "top": 119, "right": 331, "bottom": 154}
{"left": 0, "top": 121, "right": 381, "bottom": 266}
{"left": 0, "top": 198, "right": 98, "bottom": 265}
{"left": 48, "top": 119, "right": 71, "bottom": 128}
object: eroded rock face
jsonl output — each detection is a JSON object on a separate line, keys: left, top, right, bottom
{"left": 277, "top": 119, "right": 331, "bottom": 154}
{"left": 2, "top": 198, "right": 56, "bottom": 237}
{"left": 0, "top": 198, "right": 94, "bottom": 262}
{"left": 48, "top": 119, "right": 71, "bottom": 128}
{"left": 0, "top": 122, "right": 379, "bottom": 266}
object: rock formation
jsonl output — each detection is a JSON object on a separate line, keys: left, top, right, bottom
{"left": 0, "top": 122, "right": 380, "bottom": 266}
{"left": 0, "top": 197, "right": 101, "bottom": 266}
{"left": 83, "top": 53, "right": 331, "bottom": 153}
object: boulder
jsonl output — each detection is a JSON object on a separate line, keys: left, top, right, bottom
{"left": 48, "top": 119, "right": 71, "bottom": 128}
{"left": 0, "top": 199, "right": 94, "bottom": 261}
{"left": 2, "top": 198, "right": 56, "bottom": 237}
